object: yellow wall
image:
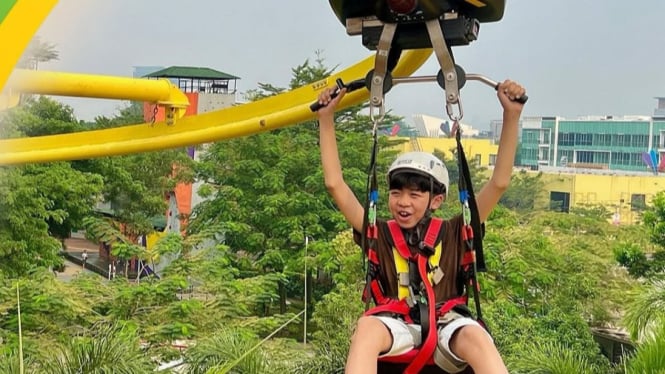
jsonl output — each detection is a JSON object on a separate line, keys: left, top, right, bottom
{"left": 392, "top": 137, "right": 499, "bottom": 166}
{"left": 538, "top": 172, "right": 665, "bottom": 224}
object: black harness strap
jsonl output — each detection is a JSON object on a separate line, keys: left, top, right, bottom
{"left": 361, "top": 116, "right": 381, "bottom": 310}
{"left": 454, "top": 122, "right": 486, "bottom": 325}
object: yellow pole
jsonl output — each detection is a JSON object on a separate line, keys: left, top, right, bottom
{"left": 7, "top": 69, "right": 189, "bottom": 109}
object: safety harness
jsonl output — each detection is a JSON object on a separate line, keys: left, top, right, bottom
{"left": 360, "top": 123, "right": 485, "bottom": 374}
{"left": 351, "top": 9, "right": 491, "bottom": 373}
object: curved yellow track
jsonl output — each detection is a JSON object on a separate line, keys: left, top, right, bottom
{"left": 0, "top": 0, "right": 432, "bottom": 165}
{"left": 0, "top": 0, "right": 58, "bottom": 91}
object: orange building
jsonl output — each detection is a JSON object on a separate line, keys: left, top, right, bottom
{"left": 141, "top": 66, "right": 240, "bottom": 233}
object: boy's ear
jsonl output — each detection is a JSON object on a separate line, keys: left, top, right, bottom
{"left": 429, "top": 194, "right": 445, "bottom": 210}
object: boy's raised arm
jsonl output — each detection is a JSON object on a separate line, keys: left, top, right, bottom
{"left": 476, "top": 79, "right": 526, "bottom": 222}
{"left": 317, "top": 87, "right": 365, "bottom": 232}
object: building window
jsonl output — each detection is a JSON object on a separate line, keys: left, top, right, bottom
{"left": 550, "top": 191, "right": 570, "bottom": 213}
{"left": 577, "top": 151, "right": 594, "bottom": 163}
{"left": 594, "top": 133, "right": 612, "bottom": 146}
{"left": 596, "top": 152, "right": 610, "bottom": 164}
{"left": 473, "top": 154, "right": 481, "bottom": 166}
{"left": 489, "top": 154, "right": 497, "bottom": 166}
{"left": 558, "top": 150, "right": 573, "bottom": 164}
{"left": 615, "top": 134, "right": 630, "bottom": 147}
{"left": 575, "top": 133, "right": 592, "bottom": 146}
{"left": 559, "top": 133, "right": 574, "bottom": 146}
{"left": 631, "top": 194, "right": 646, "bottom": 211}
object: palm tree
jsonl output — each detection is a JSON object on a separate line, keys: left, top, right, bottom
{"left": 18, "top": 36, "right": 59, "bottom": 70}
{"left": 626, "top": 324, "right": 665, "bottom": 373}
{"left": 0, "top": 349, "right": 40, "bottom": 374}
{"left": 509, "top": 342, "right": 603, "bottom": 374}
{"left": 184, "top": 328, "right": 267, "bottom": 374}
{"left": 39, "top": 322, "right": 154, "bottom": 374}
{"left": 623, "top": 280, "right": 665, "bottom": 342}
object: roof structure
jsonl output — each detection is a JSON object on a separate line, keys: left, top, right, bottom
{"left": 143, "top": 66, "right": 240, "bottom": 80}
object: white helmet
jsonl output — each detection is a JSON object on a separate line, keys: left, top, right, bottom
{"left": 387, "top": 152, "right": 449, "bottom": 194}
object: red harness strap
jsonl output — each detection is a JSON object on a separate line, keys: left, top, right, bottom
{"left": 404, "top": 254, "right": 438, "bottom": 374}
{"left": 367, "top": 218, "right": 443, "bottom": 373}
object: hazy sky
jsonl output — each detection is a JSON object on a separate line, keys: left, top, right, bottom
{"left": 32, "top": 0, "right": 665, "bottom": 129}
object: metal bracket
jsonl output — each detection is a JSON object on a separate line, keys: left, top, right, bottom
{"left": 369, "top": 22, "right": 396, "bottom": 124}
{"left": 425, "top": 18, "right": 463, "bottom": 121}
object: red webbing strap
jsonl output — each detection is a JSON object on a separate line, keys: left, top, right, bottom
{"left": 423, "top": 217, "right": 442, "bottom": 249}
{"left": 365, "top": 299, "right": 414, "bottom": 323}
{"left": 437, "top": 296, "right": 467, "bottom": 316}
{"left": 461, "top": 250, "right": 475, "bottom": 266}
{"left": 387, "top": 220, "right": 411, "bottom": 258}
{"left": 404, "top": 255, "right": 438, "bottom": 374}
{"left": 367, "top": 248, "right": 379, "bottom": 265}
{"left": 369, "top": 279, "right": 390, "bottom": 305}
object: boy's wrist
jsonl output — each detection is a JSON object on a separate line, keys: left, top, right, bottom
{"left": 502, "top": 111, "right": 521, "bottom": 124}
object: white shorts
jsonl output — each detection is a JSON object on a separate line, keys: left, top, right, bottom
{"left": 373, "top": 311, "right": 491, "bottom": 373}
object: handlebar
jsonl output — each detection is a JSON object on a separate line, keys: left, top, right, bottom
{"left": 311, "top": 67, "right": 528, "bottom": 112}
{"left": 309, "top": 78, "right": 367, "bottom": 112}
{"left": 465, "top": 74, "right": 528, "bottom": 104}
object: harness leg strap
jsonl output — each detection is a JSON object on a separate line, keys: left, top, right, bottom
{"left": 404, "top": 255, "right": 438, "bottom": 374}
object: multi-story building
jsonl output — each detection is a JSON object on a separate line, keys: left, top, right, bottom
{"left": 518, "top": 113, "right": 665, "bottom": 173}
{"left": 398, "top": 99, "right": 665, "bottom": 224}
{"left": 142, "top": 66, "right": 239, "bottom": 235}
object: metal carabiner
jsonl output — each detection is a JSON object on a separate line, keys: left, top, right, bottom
{"left": 446, "top": 100, "right": 464, "bottom": 122}
{"left": 369, "top": 104, "right": 386, "bottom": 133}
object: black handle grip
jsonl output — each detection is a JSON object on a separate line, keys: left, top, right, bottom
{"left": 309, "top": 96, "right": 336, "bottom": 112}
{"left": 310, "top": 78, "right": 367, "bottom": 112}
{"left": 310, "top": 78, "right": 344, "bottom": 112}
{"left": 492, "top": 83, "right": 528, "bottom": 104}
{"left": 514, "top": 94, "right": 528, "bottom": 104}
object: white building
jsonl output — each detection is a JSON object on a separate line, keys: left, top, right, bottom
{"left": 412, "top": 114, "right": 480, "bottom": 137}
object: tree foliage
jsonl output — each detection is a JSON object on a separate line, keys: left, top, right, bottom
{"left": 0, "top": 98, "right": 103, "bottom": 275}
{"left": 1, "top": 52, "right": 662, "bottom": 372}
{"left": 499, "top": 170, "right": 545, "bottom": 213}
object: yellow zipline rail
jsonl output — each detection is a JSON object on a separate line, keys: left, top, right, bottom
{"left": 5, "top": 69, "right": 190, "bottom": 121}
{"left": 0, "top": 50, "right": 431, "bottom": 165}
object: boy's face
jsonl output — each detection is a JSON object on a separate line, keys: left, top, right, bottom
{"left": 388, "top": 187, "right": 444, "bottom": 229}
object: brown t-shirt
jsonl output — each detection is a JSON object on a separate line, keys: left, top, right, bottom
{"left": 354, "top": 215, "right": 466, "bottom": 303}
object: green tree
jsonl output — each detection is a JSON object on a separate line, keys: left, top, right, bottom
{"left": 623, "top": 280, "right": 665, "bottom": 342}
{"left": 642, "top": 191, "right": 665, "bottom": 248}
{"left": 614, "top": 243, "right": 650, "bottom": 278}
{"left": 184, "top": 328, "right": 267, "bottom": 374}
{"left": 190, "top": 53, "right": 400, "bottom": 315}
{"left": 2, "top": 96, "right": 83, "bottom": 137}
{"left": 0, "top": 163, "right": 101, "bottom": 275}
{"left": 0, "top": 98, "right": 104, "bottom": 275}
{"left": 304, "top": 231, "right": 365, "bottom": 373}
{"left": 75, "top": 101, "right": 194, "bottom": 242}
{"left": 0, "top": 272, "right": 94, "bottom": 353}
{"left": 480, "top": 211, "right": 641, "bottom": 370}
{"left": 499, "top": 170, "right": 544, "bottom": 213}
{"left": 510, "top": 342, "right": 603, "bottom": 374}
{"left": 0, "top": 167, "right": 62, "bottom": 276}
{"left": 626, "top": 323, "right": 665, "bottom": 374}
{"left": 39, "top": 322, "right": 154, "bottom": 374}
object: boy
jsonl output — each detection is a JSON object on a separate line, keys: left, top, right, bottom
{"left": 316, "top": 79, "right": 525, "bottom": 374}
